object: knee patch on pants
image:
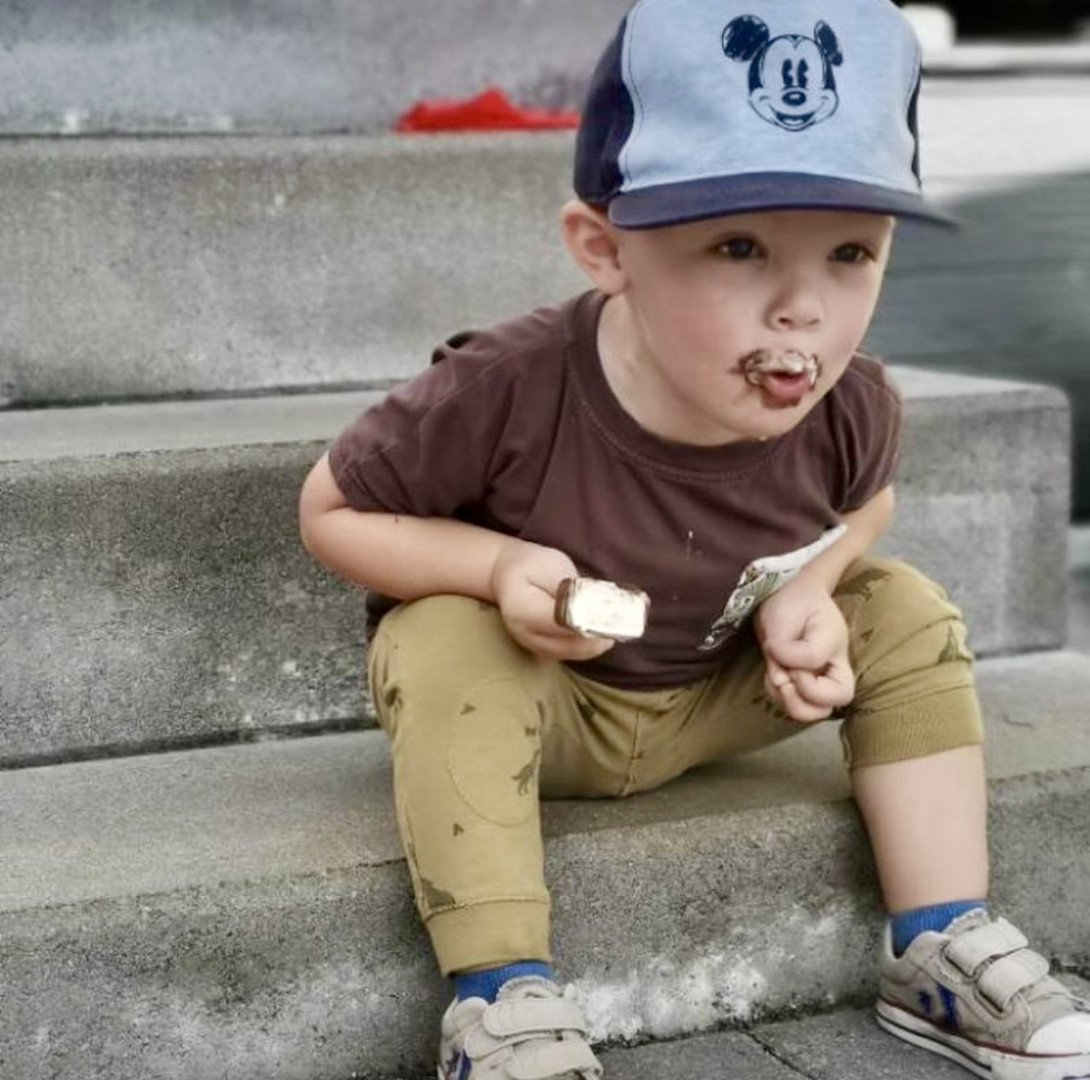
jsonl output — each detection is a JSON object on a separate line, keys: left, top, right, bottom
{"left": 368, "top": 593, "right": 550, "bottom": 834}
{"left": 835, "top": 558, "right": 984, "bottom": 768}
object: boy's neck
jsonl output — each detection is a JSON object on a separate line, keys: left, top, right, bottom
{"left": 595, "top": 293, "right": 646, "bottom": 430}
{"left": 596, "top": 293, "right": 745, "bottom": 448}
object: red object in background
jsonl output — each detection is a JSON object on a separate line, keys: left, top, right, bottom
{"left": 395, "top": 87, "right": 580, "bottom": 132}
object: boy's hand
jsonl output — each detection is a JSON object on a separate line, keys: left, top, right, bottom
{"left": 754, "top": 575, "right": 854, "bottom": 722}
{"left": 490, "top": 541, "right": 617, "bottom": 662}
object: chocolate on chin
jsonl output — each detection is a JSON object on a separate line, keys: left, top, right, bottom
{"left": 554, "top": 578, "right": 650, "bottom": 641}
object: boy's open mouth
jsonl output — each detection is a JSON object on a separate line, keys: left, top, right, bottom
{"left": 740, "top": 348, "right": 822, "bottom": 408}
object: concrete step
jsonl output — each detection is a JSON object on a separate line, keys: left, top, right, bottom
{"left": 0, "top": 390, "right": 381, "bottom": 767}
{"left": 0, "top": 369, "right": 1069, "bottom": 767}
{"left": 3, "top": 650, "right": 1089, "bottom": 1080}
{"left": 3, "top": 77, "right": 1090, "bottom": 409}
{"left": 1072, "top": 529, "right": 1090, "bottom": 652}
{"left": 0, "top": 134, "right": 582, "bottom": 407}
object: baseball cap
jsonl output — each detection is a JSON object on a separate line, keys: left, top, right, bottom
{"left": 574, "top": 0, "right": 954, "bottom": 228}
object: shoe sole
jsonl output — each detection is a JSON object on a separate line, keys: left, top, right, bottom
{"left": 877, "top": 999, "right": 1090, "bottom": 1080}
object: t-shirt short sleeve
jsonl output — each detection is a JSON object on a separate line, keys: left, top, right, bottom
{"left": 324, "top": 299, "right": 573, "bottom": 638}
{"left": 328, "top": 348, "right": 496, "bottom": 516}
{"left": 831, "top": 355, "right": 903, "bottom": 513}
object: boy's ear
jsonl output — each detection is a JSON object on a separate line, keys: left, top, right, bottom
{"left": 559, "top": 199, "right": 627, "bottom": 294}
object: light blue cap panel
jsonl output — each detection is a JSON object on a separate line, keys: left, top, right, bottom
{"left": 617, "top": 0, "right": 923, "bottom": 197}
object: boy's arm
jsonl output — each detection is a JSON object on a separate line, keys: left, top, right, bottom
{"left": 300, "top": 451, "right": 512, "bottom": 601}
{"left": 298, "top": 453, "right": 613, "bottom": 661}
{"left": 795, "top": 484, "right": 896, "bottom": 593}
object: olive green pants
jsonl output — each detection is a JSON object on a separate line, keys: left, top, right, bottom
{"left": 367, "top": 557, "right": 982, "bottom": 975}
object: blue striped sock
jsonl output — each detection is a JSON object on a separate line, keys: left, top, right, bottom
{"left": 454, "top": 961, "right": 555, "bottom": 1003}
{"left": 891, "top": 900, "right": 987, "bottom": 956}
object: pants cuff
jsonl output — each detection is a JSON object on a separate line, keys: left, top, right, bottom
{"left": 842, "top": 685, "right": 984, "bottom": 769}
{"left": 428, "top": 899, "right": 552, "bottom": 976}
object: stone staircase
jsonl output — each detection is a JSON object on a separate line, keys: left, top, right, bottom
{"left": 2, "top": 7, "right": 1090, "bottom": 1078}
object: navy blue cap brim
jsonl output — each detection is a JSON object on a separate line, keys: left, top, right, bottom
{"left": 607, "top": 172, "right": 958, "bottom": 229}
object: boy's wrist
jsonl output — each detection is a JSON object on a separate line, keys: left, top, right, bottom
{"left": 780, "top": 555, "right": 843, "bottom": 600}
{"left": 488, "top": 537, "right": 571, "bottom": 605}
{"left": 487, "top": 538, "right": 530, "bottom": 604}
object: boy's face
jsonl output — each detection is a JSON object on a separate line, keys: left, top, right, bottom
{"left": 601, "top": 208, "right": 895, "bottom": 446}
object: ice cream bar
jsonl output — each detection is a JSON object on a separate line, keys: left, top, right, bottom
{"left": 554, "top": 577, "right": 650, "bottom": 641}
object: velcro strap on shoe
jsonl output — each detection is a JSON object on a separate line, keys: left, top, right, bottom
{"left": 945, "top": 918, "right": 1029, "bottom": 976}
{"left": 482, "top": 998, "right": 590, "bottom": 1040}
{"left": 506, "top": 1039, "right": 603, "bottom": 1080}
{"left": 976, "top": 950, "right": 1052, "bottom": 1012}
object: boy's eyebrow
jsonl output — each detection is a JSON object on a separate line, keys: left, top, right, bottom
{"left": 705, "top": 222, "right": 762, "bottom": 241}
{"left": 852, "top": 222, "right": 897, "bottom": 245}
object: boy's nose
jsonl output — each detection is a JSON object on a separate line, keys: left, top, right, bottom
{"left": 769, "top": 284, "right": 823, "bottom": 330}
{"left": 773, "top": 308, "right": 820, "bottom": 330}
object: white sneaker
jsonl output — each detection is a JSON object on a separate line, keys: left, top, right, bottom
{"left": 437, "top": 975, "right": 602, "bottom": 1080}
{"left": 877, "top": 908, "right": 1090, "bottom": 1079}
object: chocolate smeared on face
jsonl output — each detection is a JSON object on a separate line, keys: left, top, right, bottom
{"left": 740, "top": 348, "right": 822, "bottom": 390}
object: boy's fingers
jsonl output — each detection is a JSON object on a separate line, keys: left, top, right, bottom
{"left": 763, "top": 657, "right": 793, "bottom": 711}
{"left": 776, "top": 678, "right": 832, "bottom": 723}
{"left": 765, "top": 631, "right": 835, "bottom": 672}
{"left": 557, "top": 638, "right": 616, "bottom": 661}
{"left": 763, "top": 669, "right": 785, "bottom": 709}
{"left": 764, "top": 656, "right": 791, "bottom": 688}
{"left": 789, "top": 662, "right": 855, "bottom": 709}
{"left": 523, "top": 628, "right": 616, "bottom": 661}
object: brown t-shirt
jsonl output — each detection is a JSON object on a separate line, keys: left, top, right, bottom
{"left": 329, "top": 290, "right": 901, "bottom": 689}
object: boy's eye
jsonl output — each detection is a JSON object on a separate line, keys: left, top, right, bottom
{"left": 831, "top": 242, "right": 873, "bottom": 264}
{"left": 717, "top": 237, "right": 760, "bottom": 259}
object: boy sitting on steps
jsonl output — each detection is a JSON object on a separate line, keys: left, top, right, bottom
{"left": 299, "top": 0, "right": 1090, "bottom": 1076}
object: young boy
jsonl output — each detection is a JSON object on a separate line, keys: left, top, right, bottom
{"left": 299, "top": 0, "right": 1090, "bottom": 1077}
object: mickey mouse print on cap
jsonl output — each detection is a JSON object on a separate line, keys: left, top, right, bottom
{"left": 722, "top": 15, "right": 843, "bottom": 132}
{"left": 574, "top": 0, "right": 954, "bottom": 227}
